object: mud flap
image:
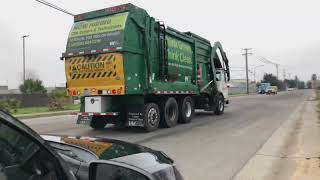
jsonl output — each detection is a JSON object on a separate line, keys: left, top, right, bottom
{"left": 126, "top": 106, "right": 144, "bottom": 127}
{"left": 77, "top": 115, "right": 93, "bottom": 125}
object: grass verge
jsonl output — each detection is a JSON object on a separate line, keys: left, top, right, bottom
{"left": 14, "top": 104, "right": 80, "bottom": 115}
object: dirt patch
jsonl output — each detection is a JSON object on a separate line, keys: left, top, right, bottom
{"left": 263, "top": 103, "right": 306, "bottom": 180}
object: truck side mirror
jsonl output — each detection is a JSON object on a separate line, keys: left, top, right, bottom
{"left": 89, "top": 161, "right": 153, "bottom": 180}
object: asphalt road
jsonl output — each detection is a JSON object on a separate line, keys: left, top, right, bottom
{"left": 23, "top": 90, "right": 311, "bottom": 180}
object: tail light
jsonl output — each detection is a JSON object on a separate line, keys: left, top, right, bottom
{"left": 196, "top": 64, "right": 201, "bottom": 86}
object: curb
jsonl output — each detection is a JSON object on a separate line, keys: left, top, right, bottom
{"left": 15, "top": 110, "right": 78, "bottom": 120}
{"left": 229, "top": 93, "right": 256, "bottom": 97}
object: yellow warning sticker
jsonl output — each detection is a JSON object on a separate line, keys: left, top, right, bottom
{"left": 65, "top": 53, "right": 125, "bottom": 96}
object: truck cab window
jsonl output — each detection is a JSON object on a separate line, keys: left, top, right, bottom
{"left": 0, "top": 121, "right": 60, "bottom": 180}
{"left": 216, "top": 71, "right": 222, "bottom": 81}
{"left": 215, "top": 48, "right": 225, "bottom": 69}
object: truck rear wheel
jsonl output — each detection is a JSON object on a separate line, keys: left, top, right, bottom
{"left": 161, "top": 97, "right": 179, "bottom": 128}
{"left": 144, "top": 103, "right": 160, "bottom": 132}
{"left": 214, "top": 94, "right": 225, "bottom": 115}
{"left": 178, "top": 96, "right": 194, "bottom": 124}
{"left": 90, "top": 116, "right": 107, "bottom": 129}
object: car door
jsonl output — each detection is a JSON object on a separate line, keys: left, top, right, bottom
{"left": 0, "top": 111, "right": 76, "bottom": 180}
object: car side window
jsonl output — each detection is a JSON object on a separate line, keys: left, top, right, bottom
{"left": 0, "top": 121, "right": 61, "bottom": 180}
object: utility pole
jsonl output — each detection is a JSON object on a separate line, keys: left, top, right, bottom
{"left": 22, "top": 35, "right": 29, "bottom": 82}
{"left": 276, "top": 64, "right": 279, "bottom": 80}
{"left": 242, "top": 48, "right": 252, "bottom": 94}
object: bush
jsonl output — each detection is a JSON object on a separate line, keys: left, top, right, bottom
{"left": 0, "top": 98, "right": 21, "bottom": 113}
{"left": 19, "top": 79, "right": 47, "bottom": 94}
{"left": 48, "top": 91, "right": 67, "bottom": 111}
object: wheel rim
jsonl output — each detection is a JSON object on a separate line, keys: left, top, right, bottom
{"left": 219, "top": 100, "right": 224, "bottom": 111}
{"left": 167, "top": 104, "right": 177, "bottom": 122}
{"left": 185, "top": 101, "right": 192, "bottom": 118}
{"left": 148, "top": 107, "right": 158, "bottom": 126}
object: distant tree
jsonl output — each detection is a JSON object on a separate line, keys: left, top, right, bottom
{"left": 262, "top": 73, "right": 278, "bottom": 85}
{"left": 312, "top": 74, "right": 317, "bottom": 81}
{"left": 307, "top": 81, "right": 312, "bottom": 89}
{"left": 19, "top": 79, "right": 47, "bottom": 94}
{"left": 261, "top": 73, "right": 286, "bottom": 91}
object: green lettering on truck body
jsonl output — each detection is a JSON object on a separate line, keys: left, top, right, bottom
{"left": 66, "top": 12, "right": 128, "bottom": 54}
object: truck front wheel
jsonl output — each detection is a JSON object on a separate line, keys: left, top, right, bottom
{"left": 214, "top": 94, "right": 225, "bottom": 115}
{"left": 161, "top": 97, "right": 179, "bottom": 128}
{"left": 178, "top": 96, "right": 194, "bottom": 124}
{"left": 144, "top": 103, "right": 160, "bottom": 132}
{"left": 90, "top": 116, "right": 107, "bottom": 129}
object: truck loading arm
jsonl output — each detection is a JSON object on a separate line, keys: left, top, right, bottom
{"left": 211, "top": 42, "right": 230, "bottom": 81}
{"left": 131, "top": 15, "right": 152, "bottom": 92}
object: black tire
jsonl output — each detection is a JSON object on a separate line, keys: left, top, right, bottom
{"left": 144, "top": 103, "right": 160, "bottom": 132}
{"left": 178, "top": 96, "right": 194, "bottom": 124}
{"left": 214, "top": 94, "right": 225, "bottom": 115}
{"left": 161, "top": 97, "right": 179, "bottom": 128}
{"left": 114, "top": 118, "right": 126, "bottom": 129}
{"left": 90, "top": 116, "right": 107, "bottom": 129}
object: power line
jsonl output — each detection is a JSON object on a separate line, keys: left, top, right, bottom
{"left": 242, "top": 48, "right": 252, "bottom": 95}
{"left": 258, "top": 56, "right": 280, "bottom": 79}
{"left": 35, "top": 0, "right": 74, "bottom": 16}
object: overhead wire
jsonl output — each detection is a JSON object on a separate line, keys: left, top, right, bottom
{"left": 35, "top": 0, "right": 74, "bottom": 16}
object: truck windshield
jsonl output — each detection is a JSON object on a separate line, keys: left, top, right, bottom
{"left": 65, "top": 12, "right": 129, "bottom": 55}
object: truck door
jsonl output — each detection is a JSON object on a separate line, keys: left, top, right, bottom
{"left": 216, "top": 69, "right": 229, "bottom": 101}
{"left": 214, "top": 47, "right": 229, "bottom": 101}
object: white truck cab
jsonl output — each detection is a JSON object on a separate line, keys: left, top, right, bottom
{"left": 216, "top": 68, "right": 229, "bottom": 104}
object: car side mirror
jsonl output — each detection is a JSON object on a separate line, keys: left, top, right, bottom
{"left": 89, "top": 161, "right": 153, "bottom": 180}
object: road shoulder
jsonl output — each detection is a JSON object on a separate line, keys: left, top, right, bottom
{"left": 15, "top": 110, "right": 77, "bottom": 120}
{"left": 233, "top": 92, "right": 320, "bottom": 180}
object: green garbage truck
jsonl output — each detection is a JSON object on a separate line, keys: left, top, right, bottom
{"left": 62, "top": 3, "right": 230, "bottom": 131}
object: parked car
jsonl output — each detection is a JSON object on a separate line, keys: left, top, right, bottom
{"left": 258, "top": 83, "right": 271, "bottom": 94}
{"left": 0, "top": 110, "right": 184, "bottom": 180}
{"left": 266, "top": 86, "right": 278, "bottom": 95}
{"left": 287, "top": 88, "right": 295, "bottom": 91}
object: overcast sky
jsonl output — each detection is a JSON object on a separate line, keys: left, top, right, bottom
{"left": 1, "top": 0, "right": 319, "bottom": 88}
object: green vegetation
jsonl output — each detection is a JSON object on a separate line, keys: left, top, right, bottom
{"left": 19, "top": 79, "right": 47, "bottom": 94}
{"left": 0, "top": 90, "right": 80, "bottom": 115}
{"left": 48, "top": 91, "right": 68, "bottom": 111}
{"left": 13, "top": 104, "right": 80, "bottom": 115}
{"left": 0, "top": 98, "right": 21, "bottom": 113}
